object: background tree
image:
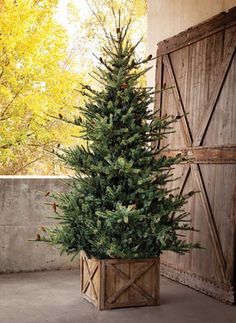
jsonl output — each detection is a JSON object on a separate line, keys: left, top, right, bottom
{"left": 0, "top": 0, "right": 82, "bottom": 174}
{"left": 0, "top": 0, "right": 146, "bottom": 175}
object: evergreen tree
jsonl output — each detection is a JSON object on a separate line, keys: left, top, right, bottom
{"left": 42, "top": 16, "right": 200, "bottom": 259}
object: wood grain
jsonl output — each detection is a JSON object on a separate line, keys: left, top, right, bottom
{"left": 155, "top": 6, "right": 236, "bottom": 303}
{"left": 164, "top": 145, "right": 236, "bottom": 164}
{"left": 156, "top": 6, "right": 236, "bottom": 56}
{"left": 163, "top": 54, "right": 192, "bottom": 147}
{"left": 80, "top": 252, "right": 160, "bottom": 310}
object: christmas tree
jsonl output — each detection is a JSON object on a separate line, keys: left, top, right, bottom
{"left": 41, "top": 16, "right": 200, "bottom": 259}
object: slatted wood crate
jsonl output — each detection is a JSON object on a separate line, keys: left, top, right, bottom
{"left": 80, "top": 250, "right": 160, "bottom": 310}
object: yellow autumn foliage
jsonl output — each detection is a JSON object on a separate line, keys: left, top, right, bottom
{"left": 0, "top": 0, "right": 147, "bottom": 175}
{"left": 0, "top": 0, "right": 82, "bottom": 174}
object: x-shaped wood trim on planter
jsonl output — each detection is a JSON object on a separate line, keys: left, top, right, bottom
{"left": 82, "top": 256, "right": 98, "bottom": 300}
{"left": 106, "top": 262, "right": 155, "bottom": 305}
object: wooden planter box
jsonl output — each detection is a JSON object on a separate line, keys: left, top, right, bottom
{"left": 80, "top": 250, "right": 160, "bottom": 310}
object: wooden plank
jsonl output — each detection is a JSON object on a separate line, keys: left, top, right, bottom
{"left": 154, "top": 56, "right": 163, "bottom": 113}
{"left": 102, "top": 257, "right": 158, "bottom": 265}
{"left": 154, "top": 258, "right": 160, "bottom": 305}
{"left": 191, "top": 164, "right": 227, "bottom": 282}
{"left": 159, "top": 64, "right": 186, "bottom": 148}
{"left": 99, "top": 260, "right": 105, "bottom": 310}
{"left": 130, "top": 261, "right": 140, "bottom": 301}
{"left": 106, "top": 300, "right": 155, "bottom": 309}
{"left": 80, "top": 251, "right": 84, "bottom": 294}
{"left": 193, "top": 41, "right": 236, "bottom": 146}
{"left": 184, "top": 32, "right": 225, "bottom": 140}
{"left": 226, "top": 184, "right": 236, "bottom": 281}
{"left": 169, "top": 46, "right": 190, "bottom": 116}
{"left": 163, "top": 54, "right": 192, "bottom": 147}
{"left": 83, "top": 257, "right": 98, "bottom": 299}
{"left": 203, "top": 26, "right": 236, "bottom": 147}
{"left": 164, "top": 145, "right": 236, "bottom": 164}
{"left": 80, "top": 252, "right": 100, "bottom": 308}
{"left": 199, "top": 164, "right": 236, "bottom": 283}
{"left": 178, "top": 164, "right": 190, "bottom": 194}
{"left": 153, "top": 56, "right": 163, "bottom": 151}
{"left": 115, "top": 263, "right": 130, "bottom": 304}
{"left": 157, "top": 6, "right": 236, "bottom": 56}
{"left": 103, "top": 261, "right": 117, "bottom": 310}
{"left": 82, "top": 262, "right": 98, "bottom": 294}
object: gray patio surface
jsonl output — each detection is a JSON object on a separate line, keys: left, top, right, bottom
{"left": 0, "top": 270, "right": 235, "bottom": 323}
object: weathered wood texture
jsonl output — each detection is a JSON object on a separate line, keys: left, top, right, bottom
{"left": 156, "top": 6, "right": 236, "bottom": 56}
{"left": 80, "top": 251, "right": 160, "bottom": 310}
{"left": 155, "top": 8, "right": 236, "bottom": 304}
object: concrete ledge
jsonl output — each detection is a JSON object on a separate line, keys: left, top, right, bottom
{"left": 0, "top": 177, "right": 78, "bottom": 273}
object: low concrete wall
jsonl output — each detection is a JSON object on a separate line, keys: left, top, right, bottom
{"left": 0, "top": 176, "right": 79, "bottom": 273}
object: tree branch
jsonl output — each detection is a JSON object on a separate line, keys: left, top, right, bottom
{"left": 13, "top": 155, "right": 44, "bottom": 175}
{"left": 0, "top": 85, "right": 25, "bottom": 118}
{"left": 0, "top": 67, "right": 3, "bottom": 81}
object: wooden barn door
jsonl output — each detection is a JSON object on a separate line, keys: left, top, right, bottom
{"left": 155, "top": 7, "right": 236, "bottom": 303}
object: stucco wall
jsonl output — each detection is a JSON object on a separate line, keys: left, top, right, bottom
{"left": 147, "top": 0, "right": 236, "bottom": 87}
{"left": 0, "top": 177, "right": 79, "bottom": 273}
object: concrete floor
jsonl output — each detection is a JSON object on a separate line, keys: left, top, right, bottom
{"left": 0, "top": 270, "right": 235, "bottom": 323}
